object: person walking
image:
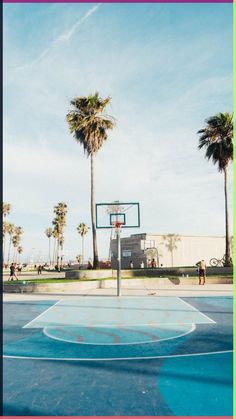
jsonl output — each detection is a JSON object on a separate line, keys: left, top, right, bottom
{"left": 8, "top": 263, "right": 18, "bottom": 281}
{"left": 196, "top": 260, "right": 207, "bottom": 285}
{"left": 37, "top": 265, "right": 42, "bottom": 275}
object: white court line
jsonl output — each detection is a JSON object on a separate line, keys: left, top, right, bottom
{"left": 43, "top": 323, "right": 196, "bottom": 346}
{"left": 23, "top": 300, "right": 62, "bottom": 328}
{"left": 3, "top": 349, "right": 233, "bottom": 362}
{"left": 177, "top": 297, "right": 216, "bottom": 324}
{"left": 41, "top": 321, "right": 212, "bottom": 327}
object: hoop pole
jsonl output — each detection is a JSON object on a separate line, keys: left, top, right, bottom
{"left": 116, "top": 228, "right": 121, "bottom": 296}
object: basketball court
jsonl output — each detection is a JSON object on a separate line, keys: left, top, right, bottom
{"left": 3, "top": 291, "right": 233, "bottom": 416}
{"left": 3, "top": 203, "right": 233, "bottom": 415}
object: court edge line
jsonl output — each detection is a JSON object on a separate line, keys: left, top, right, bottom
{"left": 177, "top": 296, "right": 216, "bottom": 324}
{"left": 43, "top": 323, "right": 196, "bottom": 346}
{"left": 22, "top": 299, "right": 62, "bottom": 328}
{"left": 3, "top": 349, "right": 233, "bottom": 361}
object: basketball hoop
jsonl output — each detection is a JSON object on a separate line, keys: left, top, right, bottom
{"left": 112, "top": 221, "right": 123, "bottom": 233}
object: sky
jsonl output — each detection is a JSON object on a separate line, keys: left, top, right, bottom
{"left": 3, "top": 2, "right": 233, "bottom": 263}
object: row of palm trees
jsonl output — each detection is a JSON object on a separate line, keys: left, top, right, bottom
{"left": 44, "top": 202, "right": 68, "bottom": 269}
{"left": 66, "top": 92, "right": 233, "bottom": 268}
{"left": 2, "top": 203, "right": 23, "bottom": 267}
{"left": 45, "top": 219, "right": 90, "bottom": 266}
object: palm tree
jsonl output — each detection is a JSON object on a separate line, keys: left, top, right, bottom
{"left": 12, "top": 235, "right": 20, "bottom": 263}
{"left": 162, "top": 234, "right": 181, "bottom": 267}
{"left": 52, "top": 228, "right": 59, "bottom": 266}
{"left": 198, "top": 112, "right": 233, "bottom": 266}
{"left": 45, "top": 227, "right": 53, "bottom": 266}
{"left": 17, "top": 246, "right": 23, "bottom": 264}
{"left": 53, "top": 203, "right": 68, "bottom": 270}
{"left": 2, "top": 202, "right": 11, "bottom": 218}
{"left": 77, "top": 223, "right": 90, "bottom": 265}
{"left": 7, "top": 223, "right": 15, "bottom": 266}
{"left": 2, "top": 221, "right": 9, "bottom": 267}
{"left": 67, "top": 92, "right": 115, "bottom": 269}
{"left": 12, "top": 226, "right": 23, "bottom": 263}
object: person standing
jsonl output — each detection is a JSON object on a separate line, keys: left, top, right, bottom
{"left": 151, "top": 258, "right": 156, "bottom": 268}
{"left": 130, "top": 260, "right": 134, "bottom": 269}
{"left": 196, "top": 260, "right": 207, "bottom": 285}
{"left": 8, "top": 263, "right": 18, "bottom": 281}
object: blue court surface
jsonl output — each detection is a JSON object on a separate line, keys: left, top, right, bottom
{"left": 3, "top": 296, "right": 233, "bottom": 416}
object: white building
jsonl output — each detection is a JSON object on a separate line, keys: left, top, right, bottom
{"left": 111, "top": 233, "right": 226, "bottom": 268}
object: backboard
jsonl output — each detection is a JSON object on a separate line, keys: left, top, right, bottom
{"left": 96, "top": 201, "right": 140, "bottom": 229}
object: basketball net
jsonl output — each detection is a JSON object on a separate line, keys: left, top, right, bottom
{"left": 112, "top": 221, "right": 123, "bottom": 234}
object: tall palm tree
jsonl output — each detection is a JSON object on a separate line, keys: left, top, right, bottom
{"left": 45, "top": 227, "right": 53, "bottom": 266}
{"left": 12, "top": 235, "right": 20, "bottom": 263}
{"left": 66, "top": 92, "right": 115, "bottom": 269}
{"left": 198, "top": 112, "right": 233, "bottom": 266}
{"left": 52, "top": 228, "right": 59, "bottom": 266}
{"left": 2, "top": 221, "right": 9, "bottom": 267}
{"left": 7, "top": 223, "right": 15, "bottom": 266}
{"left": 162, "top": 234, "right": 181, "bottom": 267}
{"left": 77, "top": 223, "right": 90, "bottom": 264}
{"left": 17, "top": 246, "right": 23, "bottom": 264}
{"left": 2, "top": 202, "right": 11, "bottom": 218}
{"left": 53, "top": 203, "right": 68, "bottom": 270}
{"left": 12, "top": 226, "right": 23, "bottom": 263}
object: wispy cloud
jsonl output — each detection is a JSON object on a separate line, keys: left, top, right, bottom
{"left": 11, "top": 3, "right": 102, "bottom": 73}
{"left": 55, "top": 4, "right": 101, "bottom": 43}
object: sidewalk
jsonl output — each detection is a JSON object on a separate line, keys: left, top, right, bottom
{"left": 3, "top": 283, "right": 233, "bottom": 301}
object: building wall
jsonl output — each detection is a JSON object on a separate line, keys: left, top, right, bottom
{"left": 110, "top": 233, "right": 226, "bottom": 269}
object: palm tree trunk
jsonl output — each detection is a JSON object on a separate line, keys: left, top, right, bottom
{"left": 13, "top": 247, "right": 16, "bottom": 264}
{"left": 57, "top": 239, "right": 60, "bottom": 270}
{"left": 53, "top": 238, "right": 56, "bottom": 266}
{"left": 223, "top": 167, "right": 231, "bottom": 266}
{"left": 48, "top": 237, "right": 51, "bottom": 266}
{"left": 3, "top": 237, "right": 6, "bottom": 267}
{"left": 7, "top": 237, "right": 12, "bottom": 266}
{"left": 82, "top": 235, "right": 84, "bottom": 265}
{"left": 91, "top": 153, "right": 99, "bottom": 269}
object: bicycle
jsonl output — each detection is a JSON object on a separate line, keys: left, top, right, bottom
{"left": 209, "top": 255, "right": 232, "bottom": 267}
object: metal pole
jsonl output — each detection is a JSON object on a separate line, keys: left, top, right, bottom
{"left": 117, "top": 229, "right": 121, "bottom": 296}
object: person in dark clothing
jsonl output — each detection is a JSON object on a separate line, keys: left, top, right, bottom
{"left": 8, "top": 263, "right": 18, "bottom": 281}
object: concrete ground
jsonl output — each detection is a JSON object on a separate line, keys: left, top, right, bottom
{"left": 3, "top": 282, "right": 233, "bottom": 301}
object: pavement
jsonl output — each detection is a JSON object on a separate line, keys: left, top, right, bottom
{"left": 3, "top": 283, "right": 233, "bottom": 301}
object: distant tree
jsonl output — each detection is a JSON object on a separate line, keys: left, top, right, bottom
{"left": 77, "top": 223, "right": 90, "bottom": 264}
{"left": 45, "top": 227, "right": 53, "bottom": 266}
{"left": 7, "top": 223, "right": 15, "bottom": 266}
{"left": 2, "top": 202, "right": 11, "bottom": 218}
{"left": 53, "top": 203, "right": 68, "bottom": 270}
{"left": 198, "top": 112, "right": 233, "bottom": 266}
{"left": 12, "top": 227, "right": 23, "bottom": 263}
{"left": 67, "top": 92, "right": 114, "bottom": 268}
{"left": 2, "top": 221, "right": 9, "bottom": 267}
{"left": 17, "top": 246, "right": 23, "bottom": 264}
{"left": 162, "top": 234, "right": 181, "bottom": 267}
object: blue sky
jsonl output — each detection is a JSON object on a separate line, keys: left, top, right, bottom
{"left": 3, "top": 3, "right": 233, "bottom": 263}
